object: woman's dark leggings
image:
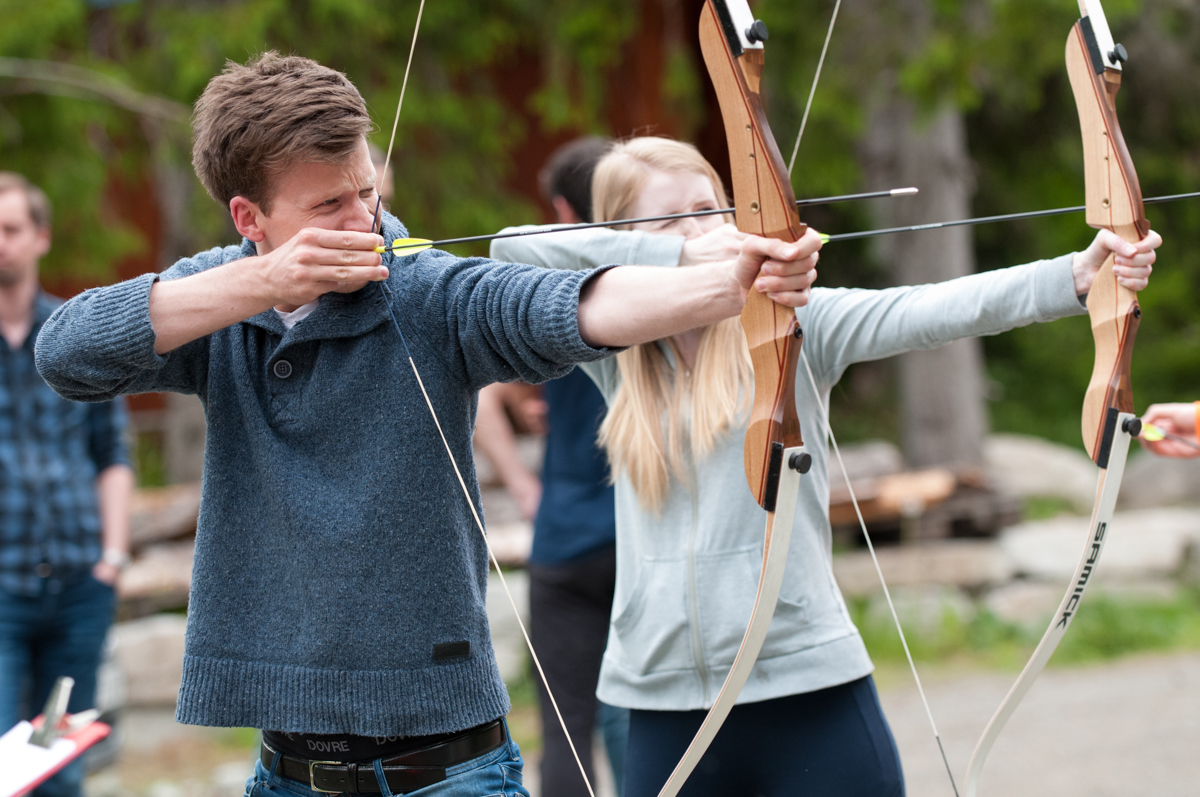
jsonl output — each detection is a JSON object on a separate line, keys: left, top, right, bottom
{"left": 622, "top": 676, "right": 904, "bottom": 797}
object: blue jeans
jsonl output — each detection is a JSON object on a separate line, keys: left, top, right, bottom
{"left": 244, "top": 725, "right": 530, "bottom": 797}
{"left": 0, "top": 571, "right": 116, "bottom": 797}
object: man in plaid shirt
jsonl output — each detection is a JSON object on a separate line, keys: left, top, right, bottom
{"left": 0, "top": 172, "right": 133, "bottom": 797}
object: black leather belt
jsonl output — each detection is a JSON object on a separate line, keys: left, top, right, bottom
{"left": 261, "top": 720, "right": 506, "bottom": 794}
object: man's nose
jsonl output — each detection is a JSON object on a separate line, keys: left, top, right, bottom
{"left": 349, "top": 197, "right": 377, "bottom": 232}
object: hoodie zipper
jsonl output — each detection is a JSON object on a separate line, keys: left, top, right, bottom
{"left": 685, "top": 450, "right": 710, "bottom": 704}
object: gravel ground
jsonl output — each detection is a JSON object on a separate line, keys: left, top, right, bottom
{"left": 880, "top": 651, "right": 1200, "bottom": 797}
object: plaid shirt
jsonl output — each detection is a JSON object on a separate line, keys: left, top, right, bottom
{"left": 0, "top": 292, "right": 129, "bottom": 596}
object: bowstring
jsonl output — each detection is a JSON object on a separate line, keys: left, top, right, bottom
{"left": 787, "top": 4, "right": 958, "bottom": 794}
{"left": 373, "top": 7, "right": 596, "bottom": 795}
{"left": 800, "top": 352, "right": 961, "bottom": 796}
{"left": 372, "top": 0, "right": 426, "bottom": 235}
{"left": 787, "top": 0, "right": 842, "bottom": 176}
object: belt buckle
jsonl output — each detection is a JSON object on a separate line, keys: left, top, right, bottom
{"left": 308, "top": 761, "right": 345, "bottom": 793}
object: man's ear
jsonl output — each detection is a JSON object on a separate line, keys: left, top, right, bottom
{"left": 229, "top": 196, "right": 267, "bottom": 242}
{"left": 33, "top": 226, "right": 51, "bottom": 260}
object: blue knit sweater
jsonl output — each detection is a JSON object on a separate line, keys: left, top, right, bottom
{"left": 34, "top": 213, "right": 612, "bottom": 736}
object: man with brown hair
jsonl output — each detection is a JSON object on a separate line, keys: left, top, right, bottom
{"left": 35, "top": 53, "right": 819, "bottom": 796}
{"left": 0, "top": 172, "right": 133, "bottom": 797}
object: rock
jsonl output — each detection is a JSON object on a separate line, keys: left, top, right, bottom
{"left": 130, "top": 483, "right": 201, "bottom": 551}
{"left": 210, "top": 761, "right": 255, "bottom": 797}
{"left": 863, "top": 585, "right": 975, "bottom": 635}
{"left": 834, "top": 539, "right": 1015, "bottom": 598}
{"left": 486, "top": 568, "right": 530, "bottom": 684}
{"left": 1000, "top": 507, "right": 1200, "bottom": 581}
{"left": 110, "top": 614, "right": 187, "bottom": 707}
{"left": 985, "top": 433, "right": 1098, "bottom": 512}
{"left": 117, "top": 541, "right": 194, "bottom": 619}
{"left": 487, "top": 521, "right": 533, "bottom": 568}
{"left": 84, "top": 771, "right": 135, "bottom": 797}
{"left": 144, "top": 781, "right": 186, "bottom": 797}
{"left": 983, "top": 580, "right": 1066, "bottom": 624}
{"left": 1119, "top": 450, "right": 1200, "bottom": 509}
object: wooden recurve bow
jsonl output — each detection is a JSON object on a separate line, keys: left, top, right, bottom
{"left": 963, "top": 2, "right": 1146, "bottom": 793}
{"left": 655, "top": 2, "right": 812, "bottom": 795}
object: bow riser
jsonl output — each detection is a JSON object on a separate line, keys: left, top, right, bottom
{"left": 699, "top": 0, "right": 805, "bottom": 510}
{"left": 1066, "top": 19, "right": 1148, "bottom": 465}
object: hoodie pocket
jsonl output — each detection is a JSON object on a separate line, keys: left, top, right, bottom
{"left": 693, "top": 546, "right": 764, "bottom": 666}
{"left": 694, "top": 547, "right": 813, "bottom": 664}
{"left": 610, "top": 557, "right": 694, "bottom": 675}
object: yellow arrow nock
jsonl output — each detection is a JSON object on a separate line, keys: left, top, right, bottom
{"left": 376, "top": 237, "right": 433, "bottom": 255}
{"left": 1141, "top": 422, "right": 1165, "bottom": 442}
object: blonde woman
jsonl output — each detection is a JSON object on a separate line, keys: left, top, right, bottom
{"left": 492, "top": 137, "right": 1159, "bottom": 797}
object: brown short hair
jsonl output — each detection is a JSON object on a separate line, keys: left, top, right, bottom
{"left": 0, "top": 172, "right": 52, "bottom": 229}
{"left": 191, "top": 52, "right": 372, "bottom": 214}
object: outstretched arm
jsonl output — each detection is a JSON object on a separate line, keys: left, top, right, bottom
{"left": 577, "top": 231, "right": 820, "bottom": 349}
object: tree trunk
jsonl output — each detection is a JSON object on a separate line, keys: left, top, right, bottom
{"left": 861, "top": 101, "right": 988, "bottom": 469}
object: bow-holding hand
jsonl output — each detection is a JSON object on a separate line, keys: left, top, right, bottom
{"left": 729, "top": 228, "right": 823, "bottom": 307}
{"left": 577, "top": 230, "right": 821, "bottom": 350}
{"left": 1071, "top": 228, "right": 1161, "bottom": 296}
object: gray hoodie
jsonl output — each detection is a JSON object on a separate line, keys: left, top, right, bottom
{"left": 493, "top": 227, "right": 1085, "bottom": 711}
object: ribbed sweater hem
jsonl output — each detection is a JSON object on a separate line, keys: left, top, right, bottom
{"left": 175, "top": 654, "right": 511, "bottom": 736}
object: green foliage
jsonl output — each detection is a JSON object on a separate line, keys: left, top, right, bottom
{"left": 133, "top": 430, "right": 166, "bottom": 488}
{"left": 854, "top": 588, "right": 1200, "bottom": 671}
{"left": 753, "top": 0, "right": 1200, "bottom": 447}
{"left": 1022, "top": 495, "right": 1078, "bottom": 520}
{"left": 0, "top": 0, "right": 639, "bottom": 274}
{"left": 4, "top": 1, "right": 1200, "bottom": 446}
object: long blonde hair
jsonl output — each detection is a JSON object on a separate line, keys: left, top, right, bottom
{"left": 593, "top": 138, "right": 753, "bottom": 511}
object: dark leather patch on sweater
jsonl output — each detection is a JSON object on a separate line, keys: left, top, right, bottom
{"left": 433, "top": 641, "right": 470, "bottom": 661}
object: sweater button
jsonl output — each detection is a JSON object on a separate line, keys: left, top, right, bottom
{"left": 273, "top": 360, "right": 293, "bottom": 379}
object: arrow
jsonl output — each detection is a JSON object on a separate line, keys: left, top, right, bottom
{"left": 376, "top": 187, "right": 918, "bottom": 253}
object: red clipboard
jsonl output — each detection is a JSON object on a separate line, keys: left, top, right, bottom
{"left": 0, "top": 716, "right": 111, "bottom": 797}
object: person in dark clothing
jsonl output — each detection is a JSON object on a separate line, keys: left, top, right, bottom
{"left": 475, "top": 136, "right": 632, "bottom": 797}
{"left": 0, "top": 172, "right": 133, "bottom": 797}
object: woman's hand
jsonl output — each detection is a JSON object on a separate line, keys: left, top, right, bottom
{"left": 1139, "top": 402, "right": 1200, "bottom": 458}
{"left": 730, "top": 228, "right": 822, "bottom": 308}
{"left": 1072, "top": 228, "right": 1160, "bottom": 296}
{"left": 679, "top": 223, "right": 749, "bottom": 265}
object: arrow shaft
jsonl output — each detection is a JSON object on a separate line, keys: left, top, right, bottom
{"left": 383, "top": 187, "right": 918, "bottom": 252}
{"left": 824, "top": 190, "right": 1200, "bottom": 242}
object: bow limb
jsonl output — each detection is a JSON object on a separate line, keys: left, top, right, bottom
{"left": 963, "top": 413, "right": 1138, "bottom": 797}
{"left": 655, "top": 449, "right": 807, "bottom": 797}
{"left": 655, "top": 4, "right": 811, "bottom": 795}
{"left": 964, "top": 3, "right": 1147, "bottom": 791}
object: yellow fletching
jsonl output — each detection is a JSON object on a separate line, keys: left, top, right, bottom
{"left": 376, "top": 237, "right": 433, "bottom": 254}
{"left": 1141, "top": 423, "right": 1165, "bottom": 442}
